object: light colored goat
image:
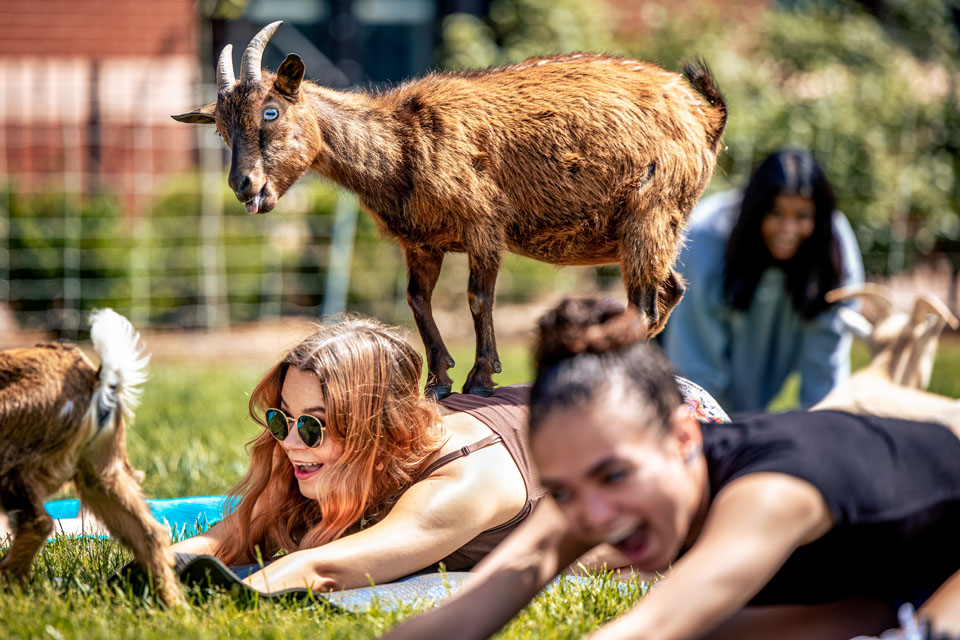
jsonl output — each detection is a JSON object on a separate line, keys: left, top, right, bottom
{"left": 0, "top": 310, "right": 182, "bottom": 605}
{"left": 813, "top": 283, "right": 960, "bottom": 432}
{"left": 173, "top": 21, "right": 728, "bottom": 399}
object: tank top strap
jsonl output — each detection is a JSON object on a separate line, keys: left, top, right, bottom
{"left": 417, "top": 433, "right": 503, "bottom": 480}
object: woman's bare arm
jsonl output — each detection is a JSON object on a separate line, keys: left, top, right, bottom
{"left": 382, "top": 497, "right": 593, "bottom": 640}
{"left": 919, "top": 567, "right": 960, "bottom": 635}
{"left": 242, "top": 443, "right": 528, "bottom": 592}
{"left": 588, "top": 473, "right": 832, "bottom": 640}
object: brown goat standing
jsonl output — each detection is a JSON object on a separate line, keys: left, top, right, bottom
{"left": 174, "top": 22, "right": 728, "bottom": 398}
{"left": 0, "top": 310, "right": 182, "bottom": 605}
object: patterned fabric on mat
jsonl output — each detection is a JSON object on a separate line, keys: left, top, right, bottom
{"left": 676, "top": 376, "right": 730, "bottom": 423}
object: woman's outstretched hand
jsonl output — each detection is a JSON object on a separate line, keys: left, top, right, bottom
{"left": 241, "top": 551, "right": 335, "bottom": 593}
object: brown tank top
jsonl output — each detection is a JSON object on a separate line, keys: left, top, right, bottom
{"left": 423, "top": 384, "right": 543, "bottom": 571}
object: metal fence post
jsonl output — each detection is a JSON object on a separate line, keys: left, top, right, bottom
{"left": 62, "top": 120, "right": 83, "bottom": 338}
{"left": 322, "top": 190, "right": 359, "bottom": 317}
{"left": 0, "top": 124, "right": 7, "bottom": 309}
{"left": 199, "top": 83, "right": 227, "bottom": 330}
{"left": 0, "top": 183, "right": 7, "bottom": 309}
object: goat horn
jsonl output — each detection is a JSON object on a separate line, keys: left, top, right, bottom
{"left": 240, "top": 21, "right": 283, "bottom": 83}
{"left": 217, "top": 44, "right": 236, "bottom": 93}
{"left": 913, "top": 293, "right": 960, "bottom": 330}
{"left": 826, "top": 284, "right": 894, "bottom": 323}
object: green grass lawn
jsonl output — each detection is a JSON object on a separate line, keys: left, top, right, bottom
{"left": 768, "top": 335, "right": 960, "bottom": 411}
{"left": 3, "top": 342, "right": 646, "bottom": 639}
{"left": 3, "top": 336, "right": 959, "bottom": 638}
{"left": 923, "top": 335, "right": 960, "bottom": 398}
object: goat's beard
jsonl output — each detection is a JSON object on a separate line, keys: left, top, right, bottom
{"left": 244, "top": 181, "right": 283, "bottom": 215}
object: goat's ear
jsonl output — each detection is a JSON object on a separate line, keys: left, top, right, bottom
{"left": 171, "top": 103, "right": 216, "bottom": 124}
{"left": 276, "top": 53, "right": 305, "bottom": 98}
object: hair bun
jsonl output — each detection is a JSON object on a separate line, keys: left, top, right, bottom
{"left": 534, "top": 297, "right": 647, "bottom": 372}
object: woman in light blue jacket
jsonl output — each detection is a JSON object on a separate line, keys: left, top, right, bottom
{"left": 661, "top": 149, "right": 863, "bottom": 413}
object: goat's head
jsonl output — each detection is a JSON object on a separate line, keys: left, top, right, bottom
{"left": 172, "top": 22, "right": 322, "bottom": 214}
{"left": 828, "top": 283, "right": 959, "bottom": 389}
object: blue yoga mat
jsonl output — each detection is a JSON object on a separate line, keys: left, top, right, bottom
{"left": 44, "top": 495, "right": 239, "bottom": 535}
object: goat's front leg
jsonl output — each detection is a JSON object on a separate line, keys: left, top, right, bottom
{"left": 463, "top": 247, "right": 503, "bottom": 396}
{"left": 74, "top": 457, "right": 183, "bottom": 606}
{"left": 0, "top": 472, "right": 53, "bottom": 583}
{"left": 624, "top": 267, "right": 687, "bottom": 339}
{"left": 620, "top": 189, "right": 688, "bottom": 337}
{"left": 405, "top": 245, "right": 456, "bottom": 400}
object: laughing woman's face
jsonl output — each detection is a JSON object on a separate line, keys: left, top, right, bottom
{"left": 277, "top": 367, "right": 345, "bottom": 499}
{"left": 532, "top": 396, "right": 707, "bottom": 573}
{"left": 761, "top": 193, "right": 816, "bottom": 261}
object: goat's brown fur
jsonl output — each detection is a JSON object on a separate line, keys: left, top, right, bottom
{"left": 0, "top": 331, "right": 182, "bottom": 605}
{"left": 175, "top": 26, "right": 727, "bottom": 397}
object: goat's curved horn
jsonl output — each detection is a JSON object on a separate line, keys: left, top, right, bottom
{"left": 826, "top": 283, "right": 894, "bottom": 323}
{"left": 217, "top": 44, "right": 236, "bottom": 93}
{"left": 240, "top": 21, "right": 283, "bottom": 83}
{"left": 913, "top": 293, "right": 960, "bottom": 330}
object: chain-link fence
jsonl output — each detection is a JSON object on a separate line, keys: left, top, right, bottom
{"left": 0, "top": 81, "right": 598, "bottom": 338}
{"left": 5, "top": 63, "right": 958, "bottom": 338}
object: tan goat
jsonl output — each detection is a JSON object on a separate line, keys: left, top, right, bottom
{"left": 173, "top": 21, "right": 728, "bottom": 399}
{"left": 814, "top": 283, "right": 960, "bottom": 432}
{"left": 0, "top": 310, "right": 182, "bottom": 605}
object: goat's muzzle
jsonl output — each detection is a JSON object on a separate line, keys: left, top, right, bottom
{"left": 228, "top": 172, "right": 269, "bottom": 214}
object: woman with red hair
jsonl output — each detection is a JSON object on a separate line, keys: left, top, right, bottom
{"left": 171, "top": 315, "right": 539, "bottom": 592}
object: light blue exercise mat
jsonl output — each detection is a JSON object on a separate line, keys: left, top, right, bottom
{"left": 115, "top": 551, "right": 628, "bottom": 612}
{"left": 132, "top": 553, "right": 477, "bottom": 612}
{"left": 44, "top": 495, "right": 239, "bottom": 536}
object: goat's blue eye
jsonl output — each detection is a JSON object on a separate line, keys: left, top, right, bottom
{"left": 264, "top": 108, "right": 279, "bottom": 121}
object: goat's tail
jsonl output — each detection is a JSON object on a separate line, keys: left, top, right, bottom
{"left": 89, "top": 309, "right": 149, "bottom": 428}
{"left": 681, "top": 58, "right": 727, "bottom": 151}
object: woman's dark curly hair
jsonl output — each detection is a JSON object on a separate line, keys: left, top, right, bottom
{"left": 530, "top": 297, "right": 682, "bottom": 435}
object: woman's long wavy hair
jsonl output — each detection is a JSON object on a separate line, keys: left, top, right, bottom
{"left": 723, "top": 148, "right": 843, "bottom": 319}
{"left": 216, "top": 316, "right": 445, "bottom": 565}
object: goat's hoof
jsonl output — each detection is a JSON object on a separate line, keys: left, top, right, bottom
{"left": 425, "top": 385, "right": 452, "bottom": 401}
{"left": 465, "top": 386, "right": 494, "bottom": 397}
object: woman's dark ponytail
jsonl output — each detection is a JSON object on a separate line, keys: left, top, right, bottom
{"left": 531, "top": 298, "right": 683, "bottom": 434}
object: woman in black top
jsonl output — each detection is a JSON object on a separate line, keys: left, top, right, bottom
{"left": 385, "top": 298, "right": 960, "bottom": 640}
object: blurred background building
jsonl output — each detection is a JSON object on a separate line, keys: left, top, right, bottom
{"left": 0, "top": 0, "right": 958, "bottom": 337}
{"left": 0, "top": 0, "right": 196, "bottom": 206}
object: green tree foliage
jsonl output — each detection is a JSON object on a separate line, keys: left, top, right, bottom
{"left": 440, "top": 0, "right": 960, "bottom": 278}
{"left": 439, "top": 0, "right": 615, "bottom": 69}
{"left": 2, "top": 186, "right": 133, "bottom": 331}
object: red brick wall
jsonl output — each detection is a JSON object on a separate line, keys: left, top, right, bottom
{"left": 604, "top": 0, "right": 771, "bottom": 37}
{"left": 0, "top": 0, "right": 202, "bottom": 211}
{"left": 0, "top": 0, "right": 196, "bottom": 57}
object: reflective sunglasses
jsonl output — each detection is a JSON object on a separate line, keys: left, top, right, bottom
{"left": 264, "top": 408, "right": 326, "bottom": 448}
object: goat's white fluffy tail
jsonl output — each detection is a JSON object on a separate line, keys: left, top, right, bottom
{"left": 89, "top": 309, "right": 149, "bottom": 421}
